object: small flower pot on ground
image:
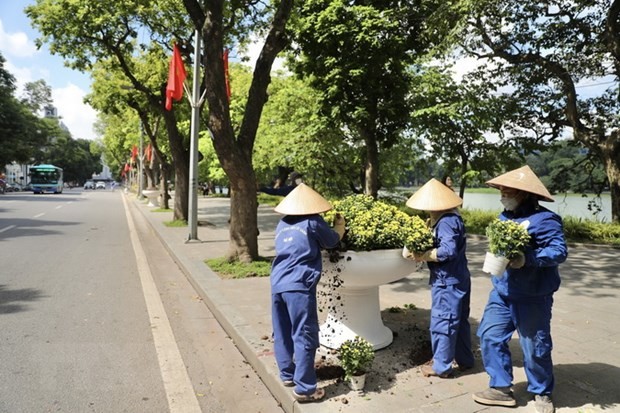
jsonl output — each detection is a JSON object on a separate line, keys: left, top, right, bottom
{"left": 338, "top": 336, "right": 374, "bottom": 391}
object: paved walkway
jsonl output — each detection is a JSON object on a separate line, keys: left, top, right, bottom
{"left": 132, "top": 194, "right": 620, "bottom": 413}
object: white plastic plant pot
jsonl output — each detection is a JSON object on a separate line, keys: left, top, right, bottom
{"left": 348, "top": 373, "right": 366, "bottom": 392}
{"left": 482, "top": 251, "right": 510, "bottom": 277}
{"left": 318, "top": 249, "right": 418, "bottom": 350}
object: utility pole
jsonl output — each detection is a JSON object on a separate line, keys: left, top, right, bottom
{"left": 187, "top": 29, "right": 202, "bottom": 242}
{"left": 138, "top": 122, "right": 144, "bottom": 200}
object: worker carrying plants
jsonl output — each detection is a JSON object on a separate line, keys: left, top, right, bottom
{"left": 403, "top": 178, "right": 475, "bottom": 379}
{"left": 473, "top": 165, "right": 568, "bottom": 413}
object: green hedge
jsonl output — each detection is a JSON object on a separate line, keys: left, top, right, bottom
{"left": 461, "top": 209, "right": 620, "bottom": 247}
{"left": 262, "top": 195, "right": 619, "bottom": 247}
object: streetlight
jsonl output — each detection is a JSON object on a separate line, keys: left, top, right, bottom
{"left": 138, "top": 122, "right": 144, "bottom": 200}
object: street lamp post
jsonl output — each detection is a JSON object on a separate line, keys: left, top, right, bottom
{"left": 138, "top": 122, "right": 144, "bottom": 200}
{"left": 187, "top": 30, "right": 202, "bottom": 242}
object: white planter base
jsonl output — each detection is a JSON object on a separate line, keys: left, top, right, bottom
{"left": 142, "top": 190, "right": 159, "bottom": 207}
{"left": 319, "top": 249, "right": 418, "bottom": 350}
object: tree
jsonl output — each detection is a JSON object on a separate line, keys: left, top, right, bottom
{"left": 409, "top": 64, "right": 524, "bottom": 198}
{"left": 45, "top": 134, "right": 103, "bottom": 184}
{"left": 27, "top": 0, "right": 194, "bottom": 221}
{"left": 0, "top": 53, "right": 49, "bottom": 166}
{"left": 289, "top": 0, "right": 439, "bottom": 198}
{"left": 88, "top": 57, "right": 175, "bottom": 204}
{"left": 187, "top": 0, "right": 294, "bottom": 262}
{"left": 443, "top": 0, "right": 620, "bottom": 222}
{"left": 20, "top": 79, "right": 53, "bottom": 114}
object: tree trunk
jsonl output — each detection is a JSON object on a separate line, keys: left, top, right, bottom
{"left": 361, "top": 129, "right": 379, "bottom": 198}
{"left": 227, "top": 170, "right": 259, "bottom": 263}
{"left": 197, "top": 0, "right": 294, "bottom": 261}
{"left": 602, "top": 131, "right": 620, "bottom": 222}
{"left": 162, "top": 111, "right": 189, "bottom": 221}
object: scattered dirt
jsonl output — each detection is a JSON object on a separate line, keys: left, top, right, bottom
{"left": 315, "top": 306, "right": 433, "bottom": 386}
{"left": 315, "top": 359, "right": 345, "bottom": 381}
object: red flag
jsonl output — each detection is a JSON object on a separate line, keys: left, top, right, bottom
{"left": 145, "top": 143, "right": 153, "bottom": 162}
{"left": 130, "top": 145, "right": 138, "bottom": 163}
{"left": 165, "top": 43, "right": 187, "bottom": 110}
{"left": 223, "top": 49, "right": 231, "bottom": 102}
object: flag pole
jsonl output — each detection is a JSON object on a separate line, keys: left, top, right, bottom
{"left": 187, "top": 29, "right": 201, "bottom": 242}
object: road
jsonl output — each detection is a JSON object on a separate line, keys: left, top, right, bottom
{"left": 0, "top": 190, "right": 283, "bottom": 413}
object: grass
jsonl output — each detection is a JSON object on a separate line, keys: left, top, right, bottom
{"left": 164, "top": 219, "right": 187, "bottom": 227}
{"left": 152, "top": 208, "right": 172, "bottom": 213}
{"left": 205, "top": 256, "right": 273, "bottom": 279}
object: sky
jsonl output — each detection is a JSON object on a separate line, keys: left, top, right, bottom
{"left": 0, "top": 1, "right": 98, "bottom": 141}
{"left": 0, "top": 2, "right": 611, "bottom": 144}
{"left": 0, "top": 1, "right": 274, "bottom": 143}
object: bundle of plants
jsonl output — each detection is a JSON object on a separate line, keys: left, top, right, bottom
{"left": 485, "top": 218, "right": 531, "bottom": 259}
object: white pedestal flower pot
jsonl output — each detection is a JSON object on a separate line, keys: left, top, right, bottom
{"left": 318, "top": 249, "right": 417, "bottom": 350}
{"left": 142, "top": 190, "right": 159, "bottom": 207}
{"left": 482, "top": 252, "right": 510, "bottom": 276}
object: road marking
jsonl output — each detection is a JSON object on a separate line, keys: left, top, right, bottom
{"left": 121, "top": 195, "right": 202, "bottom": 413}
{"left": 55, "top": 205, "right": 63, "bottom": 209}
{"left": 0, "top": 225, "right": 16, "bottom": 233}
{"left": 33, "top": 213, "right": 45, "bottom": 218}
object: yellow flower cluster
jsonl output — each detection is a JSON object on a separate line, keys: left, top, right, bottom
{"left": 324, "top": 195, "right": 434, "bottom": 252}
{"left": 486, "top": 218, "right": 531, "bottom": 259}
{"left": 338, "top": 336, "right": 375, "bottom": 380}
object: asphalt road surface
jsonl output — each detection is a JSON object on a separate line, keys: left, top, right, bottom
{"left": 0, "top": 189, "right": 283, "bottom": 413}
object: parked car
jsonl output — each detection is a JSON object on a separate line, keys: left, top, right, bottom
{"left": 95, "top": 181, "right": 106, "bottom": 190}
{"left": 84, "top": 180, "right": 95, "bottom": 190}
{"left": 6, "top": 183, "right": 22, "bottom": 192}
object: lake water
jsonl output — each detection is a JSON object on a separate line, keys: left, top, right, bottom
{"left": 462, "top": 191, "right": 612, "bottom": 222}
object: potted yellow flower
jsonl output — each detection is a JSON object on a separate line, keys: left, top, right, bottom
{"left": 324, "top": 195, "right": 432, "bottom": 252}
{"left": 319, "top": 195, "right": 431, "bottom": 351}
{"left": 338, "top": 336, "right": 375, "bottom": 391}
{"left": 483, "top": 218, "right": 531, "bottom": 275}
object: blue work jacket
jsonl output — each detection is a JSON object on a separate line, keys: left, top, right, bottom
{"left": 427, "top": 212, "right": 470, "bottom": 287}
{"left": 271, "top": 214, "right": 340, "bottom": 294}
{"left": 492, "top": 201, "right": 568, "bottom": 301}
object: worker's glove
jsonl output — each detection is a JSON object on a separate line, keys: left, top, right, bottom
{"left": 402, "top": 246, "right": 414, "bottom": 260}
{"left": 509, "top": 253, "right": 525, "bottom": 269}
{"left": 333, "top": 214, "right": 346, "bottom": 240}
{"left": 413, "top": 248, "right": 438, "bottom": 262}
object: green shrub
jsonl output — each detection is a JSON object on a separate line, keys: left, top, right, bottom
{"left": 563, "top": 217, "right": 620, "bottom": 246}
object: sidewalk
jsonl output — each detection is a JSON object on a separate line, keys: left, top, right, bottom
{"left": 131, "top": 194, "right": 620, "bottom": 413}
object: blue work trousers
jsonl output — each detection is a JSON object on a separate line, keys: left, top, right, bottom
{"left": 430, "top": 283, "right": 475, "bottom": 375}
{"left": 271, "top": 290, "right": 320, "bottom": 395}
{"left": 477, "top": 289, "right": 555, "bottom": 395}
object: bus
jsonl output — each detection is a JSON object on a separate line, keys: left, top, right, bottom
{"left": 30, "top": 164, "right": 64, "bottom": 194}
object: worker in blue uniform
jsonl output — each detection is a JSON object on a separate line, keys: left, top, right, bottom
{"left": 403, "top": 178, "right": 475, "bottom": 378}
{"left": 259, "top": 171, "right": 303, "bottom": 196}
{"left": 270, "top": 183, "right": 345, "bottom": 403}
{"left": 473, "top": 165, "right": 568, "bottom": 413}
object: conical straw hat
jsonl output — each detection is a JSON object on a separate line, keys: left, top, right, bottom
{"left": 406, "top": 178, "right": 463, "bottom": 211}
{"left": 274, "top": 183, "right": 333, "bottom": 215}
{"left": 486, "top": 165, "right": 554, "bottom": 202}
